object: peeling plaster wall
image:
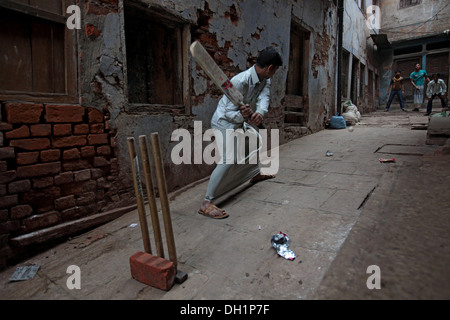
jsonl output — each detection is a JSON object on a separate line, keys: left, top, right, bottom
{"left": 381, "top": 0, "right": 450, "bottom": 43}
{"left": 342, "top": 0, "right": 378, "bottom": 112}
{"left": 292, "top": 1, "right": 338, "bottom": 131}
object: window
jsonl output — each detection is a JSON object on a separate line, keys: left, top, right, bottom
{"left": 0, "top": 0, "right": 77, "bottom": 103}
{"left": 399, "top": 0, "right": 422, "bottom": 9}
{"left": 426, "top": 41, "right": 450, "bottom": 51}
{"left": 124, "top": 3, "right": 190, "bottom": 111}
{"left": 394, "top": 45, "right": 422, "bottom": 56}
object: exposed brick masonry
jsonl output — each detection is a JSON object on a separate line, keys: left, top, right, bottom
{"left": 0, "top": 102, "right": 128, "bottom": 266}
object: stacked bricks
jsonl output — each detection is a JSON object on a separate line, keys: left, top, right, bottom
{"left": 0, "top": 102, "right": 125, "bottom": 267}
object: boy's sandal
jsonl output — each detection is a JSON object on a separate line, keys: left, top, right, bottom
{"left": 198, "top": 203, "right": 229, "bottom": 219}
{"left": 250, "top": 174, "right": 276, "bottom": 184}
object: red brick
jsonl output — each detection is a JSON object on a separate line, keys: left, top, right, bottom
{"left": 90, "top": 123, "right": 104, "bottom": 133}
{"left": 10, "top": 138, "right": 50, "bottom": 151}
{"left": 21, "top": 211, "right": 60, "bottom": 233}
{"left": 54, "top": 172, "right": 73, "bottom": 185}
{"left": 21, "top": 186, "right": 60, "bottom": 209}
{"left": 10, "top": 205, "right": 33, "bottom": 219}
{"left": 0, "top": 194, "right": 18, "bottom": 209}
{"left": 33, "top": 176, "right": 54, "bottom": 188}
{"left": 45, "top": 105, "right": 85, "bottom": 123}
{"left": 85, "top": 24, "right": 101, "bottom": 38}
{"left": 30, "top": 124, "right": 51, "bottom": 137}
{"left": 74, "top": 124, "right": 89, "bottom": 135}
{"left": 91, "top": 168, "right": 104, "bottom": 179}
{"left": 73, "top": 169, "right": 91, "bottom": 182}
{"left": 129, "top": 251, "right": 176, "bottom": 291}
{"left": 0, "top": 161, "right": 6, "bottom": 172}
{"left": 62, "top": 159, "right": 90, "bottom": 172}
{"left": 5, "top": 125, "right": 30, "bottom": 139}
{"left": 40, "top": 149, "right": 61, "bottom": 162}
{"left": 0, "top": 122, "right": 13, "bottom": 131}
{"left": 86, "top": 2, "right": 112, "bottom": 15}
{"left": 88, "top": 108, "right": 104, "bottom": 123}
{"left": 81, "top": 146, "right": 95, "bottom": 158}
{"left": 96, "top": 145, "right": 111, "bottom": 156}
{"left": 60, "top": 180, "right": 96, "bottom": 196}
{"left": 0, "top": 171, "right": 16, "bottom": 184}
{"left": 0, "top": 147, "right": 15, "bottom": 160}
{"left": 16, "top": 162, "right": 61, "bottom": 178}
{"left": 53, "top": 124, "right": 72, "bottom": 136}
{"left": 61, "top": 206, "right": 84, "bottom": 221}
{"left": 17, "top": 152, "right": 39, "bottom": 165}
{"left": 54, "top": 195, "right": 76, "bottom": 211}
{"left": 76, "top": 192, "right": 96, "bottom": 206}
{"left": 5, "top": 103, "right": 43, "bottom": 124}
{"left": 52, "top": 136, "right": 87, "bottom": 148}
{"left": 63, "top": 148, "right": 80, "bottom": 160}
{"left": 0, "top": 209, "right": 7, "bottom": 222}
{"left": 93, "top": 156, "right": 110, "bottom": 167}
{"left": 110, "top": 136, "right": 117, "bottom": 148}
{"left": 0, "top": 220, "right": 20, "bottom": 234}
{"left": 8, "top": 179, "right": 31, "bottom": 193}
{"left": 88, "top": 133, "right": 108, "bottom": 145}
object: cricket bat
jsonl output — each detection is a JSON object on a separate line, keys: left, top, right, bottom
{"left": 190, "top": 40, "right": 264, "bottom": 129}
{"left": 190, "top": 40, "right": 244, "bottom": 109}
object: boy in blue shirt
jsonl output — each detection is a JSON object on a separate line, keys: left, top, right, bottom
{"left": 410, "top": 63, "right": 430, "bottom": 111}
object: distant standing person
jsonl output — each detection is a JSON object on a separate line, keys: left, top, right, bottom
{"left": 425, "top": 73, "right": 447, "bottom": 116}
{"left": 410, "top": 63, "right": 430, "bottom": 111}
{"left": 385, "top": 69, "right": 406, "bottom": 112}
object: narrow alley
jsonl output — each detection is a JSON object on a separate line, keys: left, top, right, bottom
{"left": 1, "top": 109, "right": 448, "bottom": 301}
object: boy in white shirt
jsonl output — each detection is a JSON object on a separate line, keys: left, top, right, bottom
{"left": 198, "top": 46, "right": 282, "bottom": 219}
{"left": 425, "top": 73, "right": 447, "bottom": 116}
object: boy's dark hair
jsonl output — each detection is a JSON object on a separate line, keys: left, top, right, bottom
{"left": 395, "top": 69, "right": 402, "bottom": 73}
{"left": 433, "top": 73, "right": 440, "bottom": 77}
{"left": 256, "top": 46, "right": 283, "bottom": 68}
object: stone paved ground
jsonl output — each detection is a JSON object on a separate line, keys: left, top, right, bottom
{"left": 0, "top": 109, "right": 448, "bottom": 301}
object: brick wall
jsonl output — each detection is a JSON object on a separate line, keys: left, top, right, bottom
{"left": 0, "top": 102, "right": 132, "bottom": 267}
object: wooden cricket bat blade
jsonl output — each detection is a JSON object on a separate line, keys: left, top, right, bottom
{"left": 190, "top": 40, "right": 244, "bottom": 107}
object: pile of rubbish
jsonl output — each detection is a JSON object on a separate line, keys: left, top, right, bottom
{"left": 341, "top": 100, "right": 361, "bottom": 125}
{"left": 328, "top": 100, "right": 361, "bottom": 129}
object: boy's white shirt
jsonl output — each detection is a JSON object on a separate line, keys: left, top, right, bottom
{"left": 211, "top": 65, "right": 270, "bottom": 129}
{"left": 426, "top": 79, "right": 447, "bottom": 98}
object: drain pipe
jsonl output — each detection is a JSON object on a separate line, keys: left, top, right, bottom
{"left": 336, "top": 0, "right": 344, "bottom": 115}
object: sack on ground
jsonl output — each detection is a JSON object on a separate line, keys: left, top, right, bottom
{"left": 330, "top": 115, "right": 346, "bottom": 129}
